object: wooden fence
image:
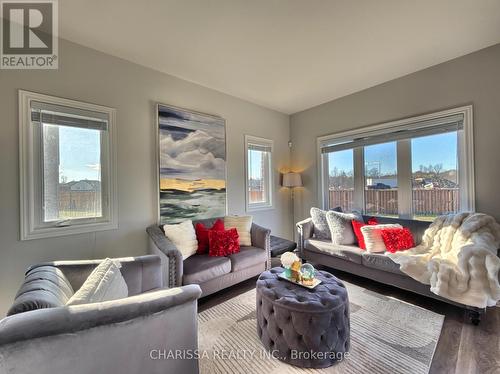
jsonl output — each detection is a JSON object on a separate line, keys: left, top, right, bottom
{"left": 249, "top": 190, "right": 265, "bottom": 204}
{"left": 58, "top": 190, "right": 102, "bottom": 218}
{"left": 329, "top": 188, "right": 459, "bottom": 216}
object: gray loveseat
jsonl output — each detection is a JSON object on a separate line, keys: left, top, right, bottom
{"left": 0, "top": 255, "right": 202, "bottom": 374}
{"left": 297, "top": 215, "right": 485, "bottom": 323}
{"left": 147, "top": 217, "right": 271, "bottom": 297}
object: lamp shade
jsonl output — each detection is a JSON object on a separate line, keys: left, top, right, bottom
{"left": 282, "top": 172, "right": 302, "bottom": 187}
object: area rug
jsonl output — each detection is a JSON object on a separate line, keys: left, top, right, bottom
{"left": 198, "top": 280, "right": 444, "bottom": 374}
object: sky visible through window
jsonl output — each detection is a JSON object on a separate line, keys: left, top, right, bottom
{"left": 58, "top": 126, "right": 101, "bottom": 183}
{"left": 411, "top": 132, "right": 457, "bottom": 172}
{"left": 328, "top": 132, "right": 458, "bottom": 176}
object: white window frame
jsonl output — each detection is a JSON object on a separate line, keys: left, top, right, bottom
{"left": 245, "top": 135, "right": 274, "bottom": 212}
{"left": 317, "top": 105, "right": 474, "bottom": 218}
{"left": 19, "top": 90, "right": 118, "bottom": 240}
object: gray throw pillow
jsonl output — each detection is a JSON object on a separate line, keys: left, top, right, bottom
{"left": 326, "top": 210, "right": 363, "bottom": 245}
{"left": 310, "top": 207, "right": 342, "bottom": 240}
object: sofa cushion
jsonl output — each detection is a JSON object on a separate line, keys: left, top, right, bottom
{"left": 380, "top": 227, "right": 415, "bottom": 253}
{"left": 361, "top": 252, "right": 402, "bottom": 275}
{"left": 310, "top": 207, "right": 341, "bottom": 240}
{"left": 228, "top": 247, "right": 267, "bottom": 272}
{"left": 361, "top": 224, "right": 402, "bottom": 253}
{"left": 326, "top": 210, "right": 362, "bottom": 245}
{"left": 67, "top": 258, "right": 128, "bottom": 306}
{"left": 7, "top": 266, "right": 74, "bottom": 316}
{"left": 363, "top": 216, "right": 430, "bottom": 245}
{"left": 195, "top": 219, "right": 225, "bottom": 254}
{"left": 163, "top": 220, "right": 198, "bottom": 260}
{"left": 224, "top": 216, "right": 252, "bottom": 246}
{"left": 304, "top": 239, "right": 363, "bottom": 264}
{"left": 182, "top": 255, "right": 231, "bottom": 285}
{"left": 208, "top": 228, "right": 240, "bottom": 256}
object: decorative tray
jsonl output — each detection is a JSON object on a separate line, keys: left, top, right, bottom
{"left": 278, "top": 273, "right": 322, "bottom": 289}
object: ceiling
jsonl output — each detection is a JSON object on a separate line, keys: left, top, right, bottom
{"left": 60, "top": 0, "right": 500, "bottom": 114}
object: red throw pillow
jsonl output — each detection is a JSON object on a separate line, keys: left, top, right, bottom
{"left": 195, "top": 219, "right": 225, "bottom": 254}
{"left": 351, "top": 217, "right": 378, "bottom": 250}
{"left": 381, "top": 227, "right": 415, "bottom": 253}
{"left": 208, "top": 228, "right": 240, "bottom": 257}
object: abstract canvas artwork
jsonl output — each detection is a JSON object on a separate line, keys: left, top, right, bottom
{"left": 157, "top": 104, "right": 226, "bottom": 224}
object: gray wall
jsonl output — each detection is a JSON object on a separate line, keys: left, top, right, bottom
{"left": 0, "top": 39, "right": 291, "bottom": 315}
{"left": 290, "top": 43, "right": 500, "bottom": 224}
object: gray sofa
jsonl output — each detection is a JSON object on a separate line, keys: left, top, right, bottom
{"left": 147, "top": 217, "right": 271, "bottom": 297}
{"left": 297, "top": 215, "right": 485, "bottom": 323}
{"left": 0, "top": 255, "right": 202, "bottom": 374}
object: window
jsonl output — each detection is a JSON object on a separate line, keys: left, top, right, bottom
{"left": 364, "top": 142, "right": 398, "bottom": 216}
{"left": 245, "top": 135, "right": 273, "bottom": 211}
{"left": 19, "top": 90, "right": 117, "bottom": 240}
{"left": 327, "top": 149, "right": 354, "bottom": 212}
{"left": 318, "top": 106, "right": 474, "bottom": 220}
{"left": 411, "top": 132, "right": 459, "bottom": 220}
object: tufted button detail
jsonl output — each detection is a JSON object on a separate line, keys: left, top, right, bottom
{"left": 256, "top": 268, "right": 350, "bottom": 368}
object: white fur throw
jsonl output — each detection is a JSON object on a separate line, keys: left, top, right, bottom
{"left": 388, "top": 213, "right": 500, "bottom": 308}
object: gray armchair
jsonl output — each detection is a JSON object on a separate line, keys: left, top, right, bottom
{"left": 147, "top": 217, "right": 271, "bottom": 296}
{"left": 0, "top": 255, "right": 202, "bottom": 374}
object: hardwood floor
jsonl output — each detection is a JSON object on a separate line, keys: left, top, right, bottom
{"left": 198, "top": 269, "right": 500, "bottom": 374}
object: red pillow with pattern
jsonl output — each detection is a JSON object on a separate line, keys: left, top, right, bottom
{"left": 195, "top": 219, "right": 225, "bottom": 254}
{"left": 208, "top": 228, "right": 240, "bottom": 257}
{"left": 381, "top": 227, "right": 415, "bottom": 253}
{"left": 351, "top": 217, "right": 378, "bottom": 250}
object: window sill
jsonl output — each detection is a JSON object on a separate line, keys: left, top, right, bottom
{"left": 246, "top": 205, "right": 275, "bottom": 213}
{"left": 21, "top": 221, "right": 118, "bottom": 241}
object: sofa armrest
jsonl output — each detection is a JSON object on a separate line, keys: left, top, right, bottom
{"left": 147, "top": 225, "right": 183, "bottom": 288}
{"left": 0, "top": 284, "right": 202, "bottom": 346}
{"left": 296, "top": 218, "right": 314, "bottom": 257}
{"left": 251, "top": 223, "right": 271, "bottom": 270}
{"left": 0, "top": 285, "right": 201, "bottom": 374}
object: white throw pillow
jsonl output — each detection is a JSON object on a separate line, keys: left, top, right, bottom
{"left": 361, "top": 224, "right": 402, "bottom": 253}
{"left": 224, "top": 216, "right": 252, "bottom": 246}
{"left": 67, "top": 258, "right": 128, "bottom": 305}
{"left": 163, "top": 220, "right": 198, "bottom": 260}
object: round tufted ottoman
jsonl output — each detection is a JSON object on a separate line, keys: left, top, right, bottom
{"left": 256, "top": 267, "right": 350, "bottom": 368}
